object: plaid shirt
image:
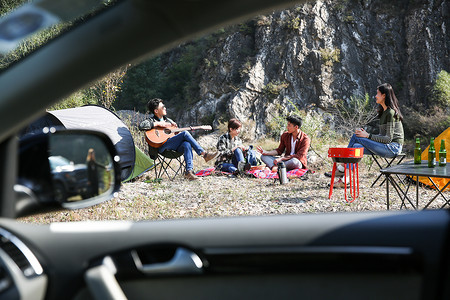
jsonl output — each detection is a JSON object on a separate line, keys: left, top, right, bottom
{"left": 215, "top": 132, "right": 243, "bottom": 165}
{"left": 138, "top": 115, "right": 176, "bottom": 130}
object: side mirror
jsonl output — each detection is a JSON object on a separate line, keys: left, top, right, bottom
{"left": 16, "top": 129, "right": 122, "bottom": 217}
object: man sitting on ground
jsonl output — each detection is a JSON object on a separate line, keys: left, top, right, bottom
{"left": 256, "top": 115, "right": 310, "bottom": 171}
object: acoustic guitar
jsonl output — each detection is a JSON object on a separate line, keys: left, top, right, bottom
{"left": 145, "top": 125, "right": 212, "bottom": 148}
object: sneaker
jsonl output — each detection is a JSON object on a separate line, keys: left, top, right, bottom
{"left": 184, "top": 171, "right": 199, "bottom": 181}
{"left": 238, "top": 161, "right": 251, "bottom": 172}
{"left": 325, "top": 167, "right": 345, "bottom": 178}
{"left": 332, "top": 178, "right": 349, "bottom": 188}
{"left": 231, "top": 170, "right": 240, "bottom": 178}
{"left": 203, "top": 151, "right": 219, "bottom": 163}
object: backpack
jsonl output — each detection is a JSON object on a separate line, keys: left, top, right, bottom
{"left": 246, "top": 146, "right": 262, "bottom": 166}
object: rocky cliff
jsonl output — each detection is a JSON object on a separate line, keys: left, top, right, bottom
{"left": 174, "top": 0, "right": 449, "bottom": 138}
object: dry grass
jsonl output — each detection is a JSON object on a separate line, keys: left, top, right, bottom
{"left": 20, "top": 146, "right": 450, "bottom": 224}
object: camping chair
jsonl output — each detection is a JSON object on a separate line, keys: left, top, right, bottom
{"left": 148, "top": 146, "right": 186, "bottom": 181}
{"left": 369, "top": 153, "right": 406, "bottom": 188}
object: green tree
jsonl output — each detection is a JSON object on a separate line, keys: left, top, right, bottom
{"left": 88, "top": 65, "right": 129, "bottom": 110}
{"left": 115, "top": 57, "right": 163, "bottom": 111}
{"left": 162, "top": 44, "right": 203, "bottom": 106}
{"left": 115, "top": 36, "right": 217, "bottom": 112}
{"left": 431, "top": 70, "right": 450, "bottom": 108}
{"left": 49, "top": 91, "right": 96, "bottom": 110}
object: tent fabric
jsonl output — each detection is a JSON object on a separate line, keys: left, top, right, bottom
{"left": 24, "top": 113, "right": 63, "bottom": 131}
{"left": 123, "top": 146, "right": 154, "bottom": 182}
{"left": 26, "top": 105, "right": 153, "bottom": 182}
{"left": 419, "top": 127, "right": 450, "bottom": 191}
{"left": 48, "top": 106, "right": 135, "bottom": 180}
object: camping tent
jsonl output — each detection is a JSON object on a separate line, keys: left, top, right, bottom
{"left": 24, "top": 105, "right": 153, "bottom": 182}
{"left": 419, "top": 127, "right": 450, "bottom": 191}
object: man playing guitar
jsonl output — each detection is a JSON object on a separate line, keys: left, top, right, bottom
{"left": 139, "top": 98, "right": 218, "bottom": 180}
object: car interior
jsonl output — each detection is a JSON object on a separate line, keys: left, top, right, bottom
{"left": 0, "top": 0, "right": 448, "bottom": 299}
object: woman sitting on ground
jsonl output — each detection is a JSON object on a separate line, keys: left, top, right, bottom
{"left": 328, "top": 83, "right": 404, "bottom": 186}
{"left": 215, "top": 118, "right": 251, "bottom": 174}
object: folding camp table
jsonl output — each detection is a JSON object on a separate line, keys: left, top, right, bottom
{"left": 370, "top": 153, "right": 406, "bottom": 187}
{"left": 380, "top": 160, "right": 450, "bottom": 210}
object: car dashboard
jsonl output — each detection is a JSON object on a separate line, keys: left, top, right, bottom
{"left": 0, "top": 209, "right": 448, "bottom": 300}
{"left": 0, "top": 227, "right": 46, "bottom": 300}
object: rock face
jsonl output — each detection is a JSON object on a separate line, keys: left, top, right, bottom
{"left": 174, "top": 0, "right": 449, "bottom": 137}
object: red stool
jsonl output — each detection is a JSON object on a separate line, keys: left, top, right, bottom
{"left": 328, "top": 148, "right": 364, "bottom": 203}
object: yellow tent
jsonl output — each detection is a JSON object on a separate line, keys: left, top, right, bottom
{"left": 419, "top": 127, "right": 450, "bottom": 191}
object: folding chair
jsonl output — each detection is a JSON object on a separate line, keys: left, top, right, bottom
{"left": 148, "top": 146, "right": 186, "bottom": 181}
{"left": 369, "top": 153, "right": 406, "bottom": 188}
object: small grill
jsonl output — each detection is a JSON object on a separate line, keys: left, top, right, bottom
{"left": 328, "top": 148, "right": 364, "bottom": 203}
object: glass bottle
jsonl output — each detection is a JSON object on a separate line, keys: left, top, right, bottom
{"left": 428, "top": 138, "right": 436, "bottom": 168}
{"left": 414, "top": 138, "right": 421, "bottom": 164}
{"left": 439, "top": 139, "right": 446, "bottom": 167}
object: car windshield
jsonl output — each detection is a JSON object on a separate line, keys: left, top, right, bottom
{"left": 48, "top": 155, "right": 72, "bottom": 168}
{"left": 3, "top": 0, "right": 448, "bottom": 224}
{"left": 49, "top": 155, "right": 70, "bottom": 166}
{"left": 0, "top": 0, "right": 113, "bottom": 70}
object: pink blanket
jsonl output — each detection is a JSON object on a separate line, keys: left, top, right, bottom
{"left": 196, "top": 167, "right": 309, "bottom": 179}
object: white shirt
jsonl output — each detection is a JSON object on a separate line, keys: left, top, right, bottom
{"left": 290, "top": 136, "right": 297, "bottom": 155}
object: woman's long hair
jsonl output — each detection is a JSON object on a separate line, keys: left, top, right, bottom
{"left": 86, "top": 148, "right": 96, "bottom": 162}
{"left": 377, "top": 83, "right": 403, "bottom": 121}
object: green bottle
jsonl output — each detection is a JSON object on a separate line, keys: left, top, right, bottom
{"left": 439, "top": 139, "right": 447, "bottom": 166}
{"left": 428, "top": 138, "right": 436, "bottom": 168}
{"left": 414, "top": 138, "right": 421, "bottom": 164}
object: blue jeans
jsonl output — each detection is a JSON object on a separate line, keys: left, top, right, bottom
{"left": 261, "top": 155, "right": 302, "bottom": 170}
{"left": 219, "top": 148, "right": 245, "bottom": 173}
{"left": 159, "top": 131, "right": 204, "bottom": 171}
{"left": 347, "top": 134, "right": 402, "bottom": 158}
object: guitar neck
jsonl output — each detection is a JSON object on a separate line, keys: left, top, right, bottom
{"left": 170, "top": 126, "right": 211, "bottom": 133}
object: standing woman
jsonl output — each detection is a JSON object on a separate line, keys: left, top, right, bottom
{"left": 328, "top": 83, "right": 404, "bottom": 179}
{"left": 86, "top": 148, "right": 100, "bottom": 197}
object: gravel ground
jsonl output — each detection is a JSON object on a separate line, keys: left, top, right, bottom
{"left": 20, "top": 154, "right": 450, "bottom": 224}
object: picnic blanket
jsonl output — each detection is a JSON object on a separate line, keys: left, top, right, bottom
{"left": 196, "top": 167, "right": 309, "bottom": 179}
